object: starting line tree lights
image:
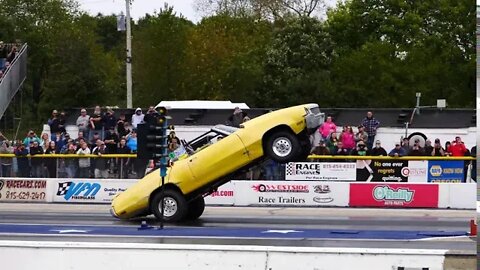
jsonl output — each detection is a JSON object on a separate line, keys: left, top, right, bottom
{"left": 136, "top": 106, "right": 171, "bottom": 177}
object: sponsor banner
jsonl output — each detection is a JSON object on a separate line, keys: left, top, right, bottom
{"left": 204, "top": 182, "right": 234, "bottom": 205}
{"left": 0, "top": 179, "right": 47, "bottom": 202}
{"left": 349, "top": 183, "right": 439, "bottom": 208}
{"left": 285, "top": 162, "right": 356, "bottom": 181}
{"left": 233, "top": 180, "right": 349, "bottom": 206}
{"left": 427, "top": 161, "right": 465, "bottom": 183}
{"left": 52, "top": 179, "right": 136, "bottom": 203}
{"left": 403, "top": 161, "right": 428, "bottom": 183}
{"left": 356, "top": 160, "right": 408, "bottom": 182}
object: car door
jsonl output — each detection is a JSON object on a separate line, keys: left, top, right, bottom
{"left": 187, "top": 133, "right": 251, "bottom": 187}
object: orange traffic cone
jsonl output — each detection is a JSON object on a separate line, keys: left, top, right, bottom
{"left": 469, "top": 219, "right": 477, "bottom": 236}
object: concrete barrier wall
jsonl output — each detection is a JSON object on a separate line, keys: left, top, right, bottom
{"left": 0, "top": 241, "right": 454, "bottom": 270}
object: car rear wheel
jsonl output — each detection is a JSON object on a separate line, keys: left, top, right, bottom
{"left": 265, "top": 131, "right": 301, "bottom": 163}
{"left": 151, "top": 189, "right": 187, "bottom": 222}
{"left": 184, "top": 196, "right": 205, "bottom": 221}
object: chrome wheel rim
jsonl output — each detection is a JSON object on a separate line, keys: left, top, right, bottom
{"left": 272, "top": 137, "right": 292, "bottom": 157}
{"left": 160, "top": 196, "right": 177, "bottom": 217}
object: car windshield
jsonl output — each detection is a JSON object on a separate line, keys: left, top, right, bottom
{"left": 184, "top": 125, "right": 238, "bottom": 154}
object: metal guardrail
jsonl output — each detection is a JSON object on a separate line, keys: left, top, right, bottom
{"left": 0, "top": 43, "right": 28, "bottom": 120}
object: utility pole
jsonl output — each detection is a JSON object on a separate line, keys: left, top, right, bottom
{"left": 126, "top": 0, "right": 133, "bottom": 108}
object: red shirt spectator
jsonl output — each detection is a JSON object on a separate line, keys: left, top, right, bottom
{"left": 448, "top": 137, "right": 467, "bottom": 157}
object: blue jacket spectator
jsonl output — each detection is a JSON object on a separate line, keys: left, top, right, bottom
{"left": 389, "top": 143, "right": 406, "bottom": 157}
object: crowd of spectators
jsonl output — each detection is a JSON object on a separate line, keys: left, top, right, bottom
{"left": 0, "top": 41, "right": 19, "bottom": 81}
{"left": 0, "top": 105, "right": 185, "bottom": 179}
{"left": 311, "top": 111, "right": 476, "bottom": 158}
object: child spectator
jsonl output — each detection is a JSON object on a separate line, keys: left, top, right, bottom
{"left": 326, "top": 132, "right": 339, "bottom": 154}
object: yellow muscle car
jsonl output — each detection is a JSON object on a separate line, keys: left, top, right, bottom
{"left": 111, "top": 104, "right": 324, "bottom": 222}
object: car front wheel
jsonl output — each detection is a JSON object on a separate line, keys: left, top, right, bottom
{"left": 265, "top": 131, "right": 301, "bottom": 163}
{"left": 151, "top": 189, "right": 187, "bottom": 222}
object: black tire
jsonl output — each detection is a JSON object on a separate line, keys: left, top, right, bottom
{"left": 184, "top": 196, "right": 206, "bottom": 221}
{"left": 150, "top": 189, "right": 187, "bottom": 222}
{"left": 265, "top": 131, "right": 301, "bottom": 163}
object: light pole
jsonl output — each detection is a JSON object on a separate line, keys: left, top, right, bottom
{"left": 125, "top": 0, "right": 133, "bottom": 108}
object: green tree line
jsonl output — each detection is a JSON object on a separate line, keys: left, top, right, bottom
{"left": 0, "top": 0, "right": 475, "bottom": 130}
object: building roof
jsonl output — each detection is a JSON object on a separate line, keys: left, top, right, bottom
{"left": 156, "top": 100, "right": 249, "bottom": 110}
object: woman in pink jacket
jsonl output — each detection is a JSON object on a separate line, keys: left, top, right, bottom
{"left": 318, "top": 116, "right": 337, "bottom": 139}
{"left": 340, "top": 126, "right": 355, "bottom": 152}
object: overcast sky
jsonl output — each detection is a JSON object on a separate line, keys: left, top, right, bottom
{"left": 78, "top": 0, "right": 200, "bottom": 22}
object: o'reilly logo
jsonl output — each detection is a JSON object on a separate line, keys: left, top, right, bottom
{"left": 373, "top": 186, "right": 414, "bottom": 203}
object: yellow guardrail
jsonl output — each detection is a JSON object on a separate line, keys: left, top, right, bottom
{"left": 0, "top": 154, "right": 136, "bottom": 158}
{"left": 0, "top": 154, "right": 474, "bottom": 160}
{"left": 308, "top": 155, "right": 475, "bottom": 161}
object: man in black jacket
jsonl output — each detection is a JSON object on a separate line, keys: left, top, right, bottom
{"left": 370, "top": 140, "right": 388, "bottom": 156}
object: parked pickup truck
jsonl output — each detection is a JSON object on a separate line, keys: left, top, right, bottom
{"left": 111, "top": 104, "right": 324, "bottom": 222}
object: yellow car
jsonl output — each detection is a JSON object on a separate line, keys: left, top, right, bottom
{"left": 111, "top": 104, "right": 324, "bottom": 222}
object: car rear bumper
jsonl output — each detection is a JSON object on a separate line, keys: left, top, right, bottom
{"left": 110, "top": 207, "right": 120, "bottom": 219}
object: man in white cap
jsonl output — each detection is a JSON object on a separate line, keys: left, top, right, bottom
{"left": 76, "top": 108, "right": 90, "bottom": 140}
{"left": 131, "top": 107, "right": 144, "bottom": 128}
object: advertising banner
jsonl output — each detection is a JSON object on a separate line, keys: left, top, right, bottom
{"left": 204, "top": 182, "right": 235, "bottom": 205}
{"left": 285, "top": 162, "right": 356, "bottom": 181}
{"left": 349, "top": 183, "right": 439, "bottom": 208}
{"left": 427, "top": 161, "right": 465, "bottom": 183}
{"left": 52, "top": 179, "right": 136, "bottom": 203}
{"left": 356, "top": 160, "right": 408, "bottom": 182}
{"left": 402, "top": 161, "right": 428, "bottom": 183}
{"left": 0, "top": 179, "right": 48, "bottom": 202}
{"left": 234, "top": 180, "right": 349, "bottom": 207}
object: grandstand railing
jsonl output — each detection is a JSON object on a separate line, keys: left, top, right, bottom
{"left": 0, "top": 43, "right": 28, "bottom": 120}
{"left": 0, "top": 154, "right": 475, "bottom": 181}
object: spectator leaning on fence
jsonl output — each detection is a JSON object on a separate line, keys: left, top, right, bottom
{"left": 0, "top": 141, "right": 13, "bottom": 177}
{"left": 14, "top": 142, "right": 29, "bottom": 177}
{"left": 448, "top": 136, "right": 468, "bottom": 157}
{"left": 432, "top": 138, "right": 445, "bottom": 156}
{"left": 424, "top": 139, "right": 433, "bottom": 156}
{"left": 44, "top": 141, "right": 59, "bottom": 178}
{"left": 63, "top": 143, "right": 78, "bottom": 178}
{"left": 408, "top": 138, "right": 424, "bottom": 156}
{"left": 76, "top": 141, "right": 91, "bottom": 178}
{"left": 370, "top": 140, "right": 387, "bottom": 156}
{"left": 29, "top": 141, "right": 44, "bottom": 178}
{"left": 92, "top": 140, "right": 108, "bottom": 179}
{"left": 389, "top": 143, "right": 406, "bottom": 157}
{"left": 350, "top": 141, "right": 370, "bottom": 156}
{"left": 361, "top": 111, "right": 380, "bottom": 150}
